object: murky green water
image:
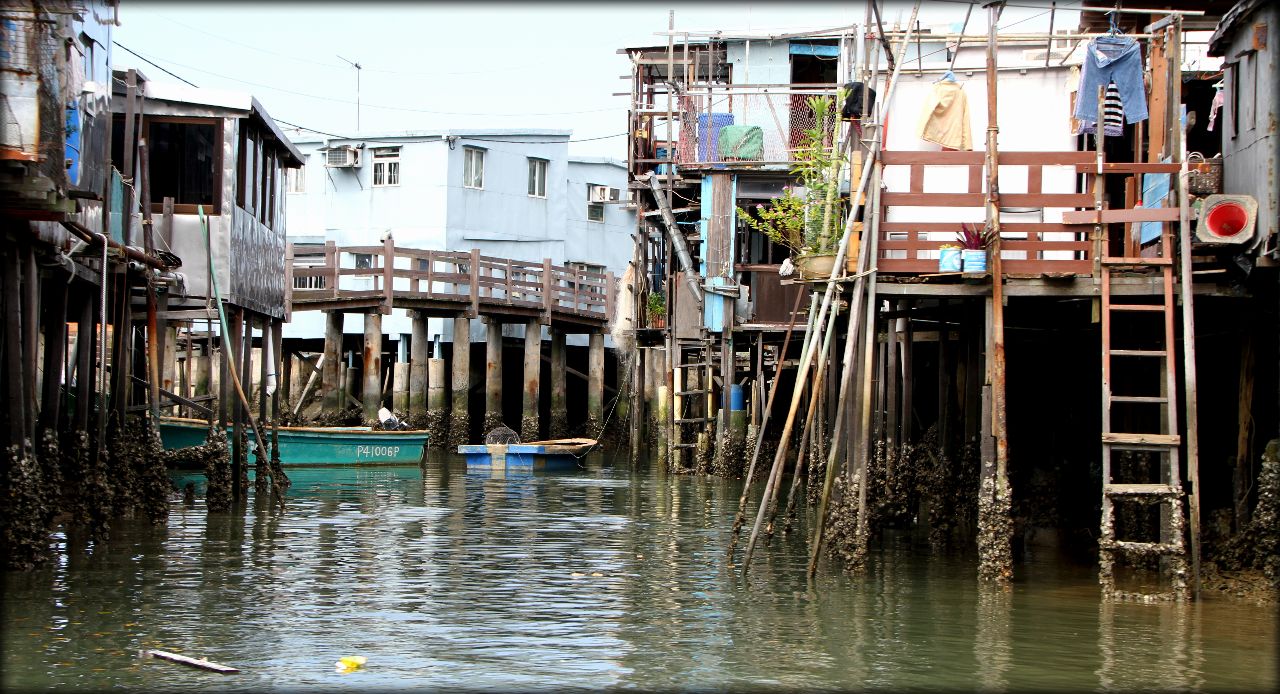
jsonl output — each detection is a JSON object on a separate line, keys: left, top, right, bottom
{"left": 4, "top": 453, "right": 1275, "bottom": 691}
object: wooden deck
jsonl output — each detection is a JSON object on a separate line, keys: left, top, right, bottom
{"left": 286, "top": 241, "right": 614, "bottom": 328}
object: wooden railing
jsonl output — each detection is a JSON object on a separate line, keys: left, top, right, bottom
{"left": 877, "top": 150, "right": 1097, "bottom": 275}
{"left": 287, "top": 241, "right": 614, "bottom": 322}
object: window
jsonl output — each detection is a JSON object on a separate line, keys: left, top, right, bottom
{"left": 372, "top": 147, "right": 400, "bottom": 187}
{"left": 286, "top": 157, "right": 306, "bottom": 193}
{"left": 463, "top": 147, "right": 485, "bottom": 189}
{"left": 586, "top": 183, "right": 605, "bottom": 222}
{"left": 144, "top": 117, "right": 221, "bottom": 213}
{"left": 527, "top": 157, "right": 548, "bottom": 197}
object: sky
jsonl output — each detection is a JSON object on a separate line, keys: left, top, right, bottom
{"left": 112, "top": 1, "right": 1080, "bottom": 159}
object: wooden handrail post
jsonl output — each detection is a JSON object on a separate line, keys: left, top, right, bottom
{"left": 326, "top": 240, "right": 338, "bottom": 298}
{"left": 424, "top": 250, "right": 433, "bottom": 296}
{"left": 469, "top": 248, "right": 481, "bottom": 317}
{"left": 605, "top": 271, "right": 615, "bottom": 317}
{"left": 505, "top": 258, "right": 513, "bottom": 304}
{"left": 542, "top": 258, "right": 553, "bottom": 323}
{"left": 382, "top": 236, "right": 394, "bottom": 314}
{"left": 572, "top": 266, "right": 581, "bottom": 313}
{"left": 284, "top": 242, "right": 294, "bottom": 322}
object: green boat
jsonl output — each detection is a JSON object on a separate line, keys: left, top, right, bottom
{"left": 158, "top": 416, "right": 430, "bottom": 467}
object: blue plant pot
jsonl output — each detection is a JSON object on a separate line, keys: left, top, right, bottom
{"left": 962, "top": 249, "right": 988, "bottom": 273}
{"left": 938, "top": 248, "right": 962, "bottom": 272}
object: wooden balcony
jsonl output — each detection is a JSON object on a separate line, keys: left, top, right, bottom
{"left": 286, "top": 241, "right": 614, "bottom": 328}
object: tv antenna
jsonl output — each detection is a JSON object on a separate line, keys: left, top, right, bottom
{"left": 337, "top": 55, "right": 362, "bottom": 131}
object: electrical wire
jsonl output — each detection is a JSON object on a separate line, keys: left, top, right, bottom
{"left": 114, "top": 43, "right": 618, "bottom": 118}
{"left": 113, "top": 41, "right": 198, "bottom": 87}
{"left": 151, "top": 13, "right": 540, "bottom": 78}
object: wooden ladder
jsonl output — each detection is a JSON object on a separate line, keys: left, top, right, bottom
{"left": 1098, "top": 228, "right": 1189, "bottom": 600}
{"left": 670, "top": 334, "right": 715, "bottom": 468}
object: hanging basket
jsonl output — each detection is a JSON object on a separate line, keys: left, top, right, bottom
{"left": 1187, "top": 152, "right": 1222, "bottom": 196}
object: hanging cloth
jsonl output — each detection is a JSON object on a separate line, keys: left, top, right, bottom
{"left": 1207, "top": 86, "right": 1225, "bottom": 132}
{"left": 1079, "top": 82, "right": 1125, "bottom": 137}
{"left": 1073, "top": 34, "right": 1148, "bottom": 124}
{"left": 917, "top": 80, "right": 972, "bottom": 150}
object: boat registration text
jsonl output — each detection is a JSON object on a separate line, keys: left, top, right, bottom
{"left": 356, "top": 444, "right": 402, "bottom": 459}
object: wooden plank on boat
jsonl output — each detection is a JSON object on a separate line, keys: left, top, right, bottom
{"left": 145, "top": 649, "right": 239, "bottom": 674}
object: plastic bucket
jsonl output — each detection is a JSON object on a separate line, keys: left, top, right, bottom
{"left": 938, "top": 248, "right": 962, "bottom": 272}
{"left": 1204, "top": 201, "right": 1248, "bottom": 237}
{"left": 962, "top": 249, "right": 988, "bottom": 273}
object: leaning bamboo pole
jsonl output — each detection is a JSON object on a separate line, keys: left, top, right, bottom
{"left": 727, "top": 289, "right": 811, "bottom": 561}
{"left": 807, "top": 2, "right": 912, "bottom": 577}
{"left": 743, "top": 0, "right": 920, "bottom": 576}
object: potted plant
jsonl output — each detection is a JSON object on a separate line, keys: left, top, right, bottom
{"left": 646, "top": 292, "right": 666, "bottom": 329}
{"left": 736, "top": 89, "right": 849, "bottom": 280}
{"left": 938, "top": 243, "right": 963, "bottom": 272}
{"left": 956, "top": 222, "right": 991, "bottom": 273}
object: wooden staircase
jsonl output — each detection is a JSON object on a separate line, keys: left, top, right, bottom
{"left": 670, "top": 333, "right": 716, "bottom": 470}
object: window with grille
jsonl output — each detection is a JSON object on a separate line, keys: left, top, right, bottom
{"left": 372, "top": 147, "right": 400, "bottom": 187}
{"left": 463, "top": 147, "right": 485, "bottom": 189}
{"left": 527, "top": 157, "right": 547, "bottom": 197}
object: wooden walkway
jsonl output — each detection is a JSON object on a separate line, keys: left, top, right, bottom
{"left": 286, "top": 241, "right": 614, "bottom": 328}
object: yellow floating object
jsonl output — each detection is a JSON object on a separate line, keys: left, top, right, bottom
{"left": 334, "top": 655, "right": 367, "bottom": 673}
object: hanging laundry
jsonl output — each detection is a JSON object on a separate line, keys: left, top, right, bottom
{"left": 1079, "top": 82, "right": 1125, "bottom": 137}
{"left": 1074, "top": 34, "right": 1148, "bottom": 124}
{"left": 917, "top": 80, "right": 971, "bottom": 150}
{"left": 1207, "top": 86, "right": 1225, "bottom": 132}
{"left": 841, "top": 82, "right": 877, "bottom": 120}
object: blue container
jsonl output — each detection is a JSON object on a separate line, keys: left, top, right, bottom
{"left": 938, "top": 247, "right": 962, "bottom": 272}
{"left": 697, "top": 113, "right": 734, "bottom": 162}
{"left": 962, "top": 249, "right": 988, "bottom": 273}
{"left": 730, "top": 383, "right": 745, "bottom": 412}
{"left": 655, "top": 146, "right": 670, "bottom": 174}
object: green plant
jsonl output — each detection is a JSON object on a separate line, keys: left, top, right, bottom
{"left": 737, "top": 187, "right": 808, "bottom": 254}
{"left": 646, "top": 292, "right": 666, "bottom": 319}
{"left": 737, "top": 90, "right": 848, "bottom": 256}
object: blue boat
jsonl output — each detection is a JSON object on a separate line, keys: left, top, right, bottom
{"left": 458, "top": 439, "right": 595, "bottom": 471}
{"left": 159, "top": 416, "right": 429, "bottom": 467}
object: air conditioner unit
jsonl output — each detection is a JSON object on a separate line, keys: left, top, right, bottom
{"left": 589, "top": 185, "right": 620, "bottom": 203}
{"left": 325, "top": 146, "right": 360, "bottom": 168}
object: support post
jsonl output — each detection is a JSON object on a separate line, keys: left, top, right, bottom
{"left": 587, "top": 331, "right": 605, "bottom": 437}
{"left": 978, "top": 0, "right": 1013, "bottom": 584}
{"left": 550, "top": 329, "right": 568, "bottom": 439}
{"left": 449, "top": 315, "right": 471, "bottom": 447}
{"left": 409, "top": 310, "right": 429, "bottom": 421}
{"left": 322, "top": 311, "right": 343, "bottom": 413}
{"left": 427, "top": 356, "right": 447, "bottom": 442}
{"left": 483, "top": 318, "right": 504, "bottom": 432}
{"left": 363, "top": 312, "right": 382, "bottom": 423}
{"left": 521, "top": 318, "right": 541, "bottom": 441}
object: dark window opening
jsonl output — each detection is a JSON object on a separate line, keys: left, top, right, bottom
{"left": 147, "top": 118, "right": 220, "bottom": 213}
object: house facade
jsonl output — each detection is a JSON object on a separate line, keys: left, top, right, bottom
{"left": 281, "top": 130, "right": 633, "bottom": 346}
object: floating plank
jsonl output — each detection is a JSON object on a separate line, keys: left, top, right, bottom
{"left": 1062, "top": 208, "right": 1181, "bottom": 224}
{"left": 146, "top": 649, "right": 240, "bottom": 674}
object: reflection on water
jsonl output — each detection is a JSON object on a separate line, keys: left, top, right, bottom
{"left": 4, "top": 451, "right": 1276, "bottom": 691}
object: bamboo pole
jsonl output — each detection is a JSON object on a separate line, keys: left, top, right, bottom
{"left": 769, "top": 292, "right": 841, "bottom": 535}
{"left": 978, "top": 0, "right": 1013, "bottom": 584}
{"left": 1173, "top": 13, "right": 1201, "bottom": 599}
{"left": 744, "top": 0, "right": 920, "bottom": 576}
{"left": 727, "top": 289, "right": 809, "bottom": 561}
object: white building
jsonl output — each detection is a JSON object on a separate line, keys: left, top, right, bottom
{"left": 281, "top": 129, "right": 633, "bottom": 345}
